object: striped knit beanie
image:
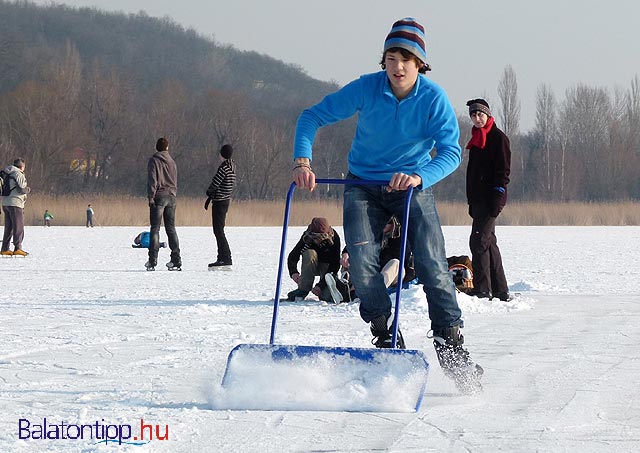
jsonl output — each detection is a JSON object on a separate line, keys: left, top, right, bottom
{"left": 383, "top": 18, "right": 427, "bottom": 64}
{"left": 466, "top": 98, "right": 492, "bottom": 117}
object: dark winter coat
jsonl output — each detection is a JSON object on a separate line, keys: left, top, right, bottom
{"left": 466, "top": 123, "right": 511, "bottom": 217}
{"left": 147, "top": 150, "right": 178, "bottom": 203}
{"left": 288, "top": 228, "right": 341, "bottom": 278}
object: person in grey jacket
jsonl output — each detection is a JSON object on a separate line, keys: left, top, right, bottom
{"left": 146, "top": 137, "right": 181, "bottom": 270}
{"left": 1, "top": 158, "right": 31, "bottom": 256}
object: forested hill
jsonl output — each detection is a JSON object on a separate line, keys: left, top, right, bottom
{"left": 0, "top": 0, "right": 334, "bottom": 113}
{"left": 0, "top": 0, "right": 350, "bottom": 199}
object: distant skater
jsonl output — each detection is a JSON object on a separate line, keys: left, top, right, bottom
{"left": 205, "top": 144, "right": 236, "bottom": 269}
{"left": 86, "top": 204, "right": 94, "bottom": 227}
{"left": 44, "top": 209, "right": 53, "bottom": 227}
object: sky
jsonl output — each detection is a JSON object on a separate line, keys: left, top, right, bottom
{"left": 30, "top": 0, "right": 640, "bottom": 132}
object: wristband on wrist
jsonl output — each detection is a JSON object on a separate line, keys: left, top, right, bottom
{"left": 293, "top": 163, "right": 312, "bottom": 171}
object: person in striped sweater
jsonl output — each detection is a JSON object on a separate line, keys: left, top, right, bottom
{"left": 205, "top": 144, "right": 236, "bottom": 268}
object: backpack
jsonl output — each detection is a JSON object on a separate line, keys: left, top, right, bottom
{"left": 133, "top": 231, "right": 151, "bottom": 248}
{"left": 0, "top": 170, "right": 15, "bottom": 197}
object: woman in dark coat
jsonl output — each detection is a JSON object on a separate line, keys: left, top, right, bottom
{"left": 465, "top": 99, "right": 511, "bottom": 301}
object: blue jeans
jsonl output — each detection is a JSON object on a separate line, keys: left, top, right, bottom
{"left": 149, "top": 195, "right": 180, "bottom": 263}
{"left": 343, "top": 178, "right": 461, "bottom": 332}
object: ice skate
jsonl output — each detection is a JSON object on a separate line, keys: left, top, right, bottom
{"left": 432, "top": 325, "right": 483, "bottom": 394}
{"left": 208, "top": 259, "right": 232, "bottom": 271}
{"left": 166, "top": 260, "right": 182, "bottom": 271}
{"left": 145, "top": 260, "right": 156, "bottom": 271}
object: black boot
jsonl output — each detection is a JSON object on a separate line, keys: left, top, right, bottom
{"left": 370, "top": 314, "right": 405, "bottom": 349}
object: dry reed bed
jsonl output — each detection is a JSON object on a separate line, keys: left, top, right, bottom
{"left": 14, "top": 195, "right": 640, "bottom": 226}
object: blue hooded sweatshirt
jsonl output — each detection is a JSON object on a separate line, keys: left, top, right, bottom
{"left": 294, "top": 71, "right": 461, "bottom": 189}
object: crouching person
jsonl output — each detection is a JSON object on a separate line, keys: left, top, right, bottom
{"left": 286, "top": 217, "right": 341, "bottom": 302}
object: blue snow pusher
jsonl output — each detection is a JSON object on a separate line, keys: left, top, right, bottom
{"left": 220, "top": 179, "right": 429, "bottom": 412}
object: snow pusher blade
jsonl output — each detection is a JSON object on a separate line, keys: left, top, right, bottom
{"left": 219, "top": 180, "right": 430, "bottom": 412}
{"left": 220, "top": 343, "right": 429, "bottom": 412}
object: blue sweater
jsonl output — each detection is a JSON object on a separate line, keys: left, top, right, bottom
{"left": 294, "top": 71, "right": 461, "bottom": 189}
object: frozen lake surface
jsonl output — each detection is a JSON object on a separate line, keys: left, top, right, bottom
{"left": 1, "top": 225, "right": 639, "bottom": 452}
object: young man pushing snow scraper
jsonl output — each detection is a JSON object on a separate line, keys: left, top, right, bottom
{"left": 292, "top": 17, "right": 482, "bottom": 392}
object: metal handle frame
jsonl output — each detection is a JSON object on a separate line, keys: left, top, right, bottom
{"left": 270, "top": 178, "right": 413, "bottom": 349}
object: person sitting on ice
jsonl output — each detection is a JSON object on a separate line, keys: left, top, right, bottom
{"left": 286, "top": 217, "right": 341, "bottom": 302}
{"left": 328, "top": 216, "right": 416, "bottom": 303}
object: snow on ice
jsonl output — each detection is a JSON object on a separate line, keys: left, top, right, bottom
{"left": 1, "top": 225, "right": 639, "bottom": 452}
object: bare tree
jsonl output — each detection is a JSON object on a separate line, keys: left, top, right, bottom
{"left": 240, "top": 116, "right": 291, "bottom": 199}
{"left": 626, "top": 75, "right": 640, "bottom": 155}
{"left": 81, "top": 61, "right": 135, "bottom": 192}
{"left": 4, "top": 41, "right": 85, "bottom": 191}
{"left": 497, "top": 65, "right": 521, "bottom": 137}
{"left": 497, "top": 65, "right": 522, "bottom": 198}
{"left": 560, "top": 84, "right": 612, "bottom": 199}
{"left": 534, "top": 84, "right": 557, "bottom": 194}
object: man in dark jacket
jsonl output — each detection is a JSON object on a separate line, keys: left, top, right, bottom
{"left": 465, "top": 99, "right": 511, "bottom": 301}
{"left": 146, "top": 137, "right": 181, "bottom": 271}
{"left": 286, "top": 217, "right": 341, "bottom": 301}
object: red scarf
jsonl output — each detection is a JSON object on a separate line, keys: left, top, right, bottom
{"left": 466, "top": 116, "right": 494, "bottom": 149}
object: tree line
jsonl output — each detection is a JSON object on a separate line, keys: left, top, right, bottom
{"left": 0, "top": 0, "right": 349, "bottom": 200}
{"left": 495, "top": 65, "right": 640, "bottom": 201}
{"left": 0, "top": 1, "right": 638, "bottom": 202}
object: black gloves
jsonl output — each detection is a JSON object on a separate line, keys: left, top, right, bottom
{"left": 204, "top": 197, "right": 212, "bottom": 210}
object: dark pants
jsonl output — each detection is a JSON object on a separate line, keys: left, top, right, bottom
{"left": 2, "top": 205, "right": 25, "bottom": 251}
{"left": 149, "top": 195, "right": 180, "bottom": 264}
{"left": 469, "top": 204, "right": 508, "bottom": 295}
{"left": 211, "top": 199, "right": 231, "bottom": 261}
